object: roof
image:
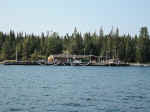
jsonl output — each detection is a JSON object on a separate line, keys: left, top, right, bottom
{"left": 49, "top": 54, "right": 97, "bottom": 58}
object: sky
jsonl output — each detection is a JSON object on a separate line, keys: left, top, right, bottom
{"left": 0, "top": 0, "right": 150, "bottom": 36}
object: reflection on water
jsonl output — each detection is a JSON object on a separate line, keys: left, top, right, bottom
{"left": 0, "top": 65, "right": 150, "bottom": 112}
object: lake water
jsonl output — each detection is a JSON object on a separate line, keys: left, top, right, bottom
{"left": 0, "top": 65, "right": 150, "bottom": 112}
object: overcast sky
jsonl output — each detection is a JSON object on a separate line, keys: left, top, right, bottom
{"left": 0, "top": 0, "right": 150, "bottom": 36}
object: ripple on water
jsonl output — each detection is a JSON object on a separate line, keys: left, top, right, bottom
{"left": 9, "top": 108, "right": 23, "bottom": 111}
{"left": 1, "top": 66, "right": 150, "bottom": 112}
{"left": 43, "top": 94, "right": 50, "bottom": 97}
{"left": 62, "top": 103, "right": 82, "bottom": 107}
{"left": 123, "top": 95, "right": 146, "bottom": 101}
{"left": 46, "top": 109, "right": 59, "bottom": 112}
{"left": 130, "top": 106, "right": 144, "bottom": 110}
{"left": 105, "top": 108, "right": 121, "bottom": 112}
{"left": 69, "top": 110, "right": 79, "bottom": 112}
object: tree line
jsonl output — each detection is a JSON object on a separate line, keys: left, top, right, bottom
{"left": 0, "top": 27, "right": 149, "bottom": 63}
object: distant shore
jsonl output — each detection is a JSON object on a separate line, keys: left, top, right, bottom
{"left": 1, "top": 61, "right": 150, "bottom": 67}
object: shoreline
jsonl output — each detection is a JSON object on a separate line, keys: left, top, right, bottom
{"left": 129, "top": 63, "right": 150, "bottom": 67}
{"left": 1, "top": 61, "right": 150, "bottom": 67}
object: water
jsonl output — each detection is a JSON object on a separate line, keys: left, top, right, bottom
{"left": 0, "top": 65, "right": 150, "bottom": 112}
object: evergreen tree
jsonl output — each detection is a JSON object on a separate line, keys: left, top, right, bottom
{"left": 0, "top": 27, "right": 149, "bottom": 63}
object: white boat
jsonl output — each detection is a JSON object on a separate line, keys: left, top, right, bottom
{"left": 71, "top": 60, "right": 89, "bottom": 66}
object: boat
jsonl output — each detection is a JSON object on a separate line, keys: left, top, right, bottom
{"left": 64, "top": 62, "right": 71, "bottom": 66}
{"left": 71, "top": 60, "right": 89, "bottom": 66}
{"left": 54, "top": 62, "right": 65, "bottom": 66}
{"left": 4, "top": 61, "right": 41, "bottom": 65}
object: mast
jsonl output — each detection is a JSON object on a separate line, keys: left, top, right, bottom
{"left": 16, "top": 47, "right": 18, "bottom": 62}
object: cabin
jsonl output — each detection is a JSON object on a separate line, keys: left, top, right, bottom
{"left": 48, "top": 54, "right": 98, "bottom": 64}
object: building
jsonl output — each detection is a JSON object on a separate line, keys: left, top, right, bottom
{"left": 48, "top": 54, "right": 98, "bottom": 64}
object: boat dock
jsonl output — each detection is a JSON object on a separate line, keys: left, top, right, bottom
{"left": 3, "top": 54, "right": 130, "bottom": 66}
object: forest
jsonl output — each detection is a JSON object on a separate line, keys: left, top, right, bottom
{"left": 0, "top": 27, "right": 149, "bottom": 63}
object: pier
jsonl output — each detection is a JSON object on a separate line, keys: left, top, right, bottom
{"left": 47, "top": 54, "right": 129, "bottom": 66}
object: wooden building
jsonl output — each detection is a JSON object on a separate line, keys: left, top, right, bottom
{"left": 48, "top": 54, "right": 98, "bottom": 64}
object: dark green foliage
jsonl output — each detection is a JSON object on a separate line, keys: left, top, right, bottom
{"left": 0, "top": 27, "right": 149, "bottom": 63}
{"left": 47, "top": 32, "right": 63, "bottom": 55}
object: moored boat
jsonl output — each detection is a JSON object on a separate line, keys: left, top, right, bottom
{"left": 4, "top": 61, "right": 41, "bottom": 65}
